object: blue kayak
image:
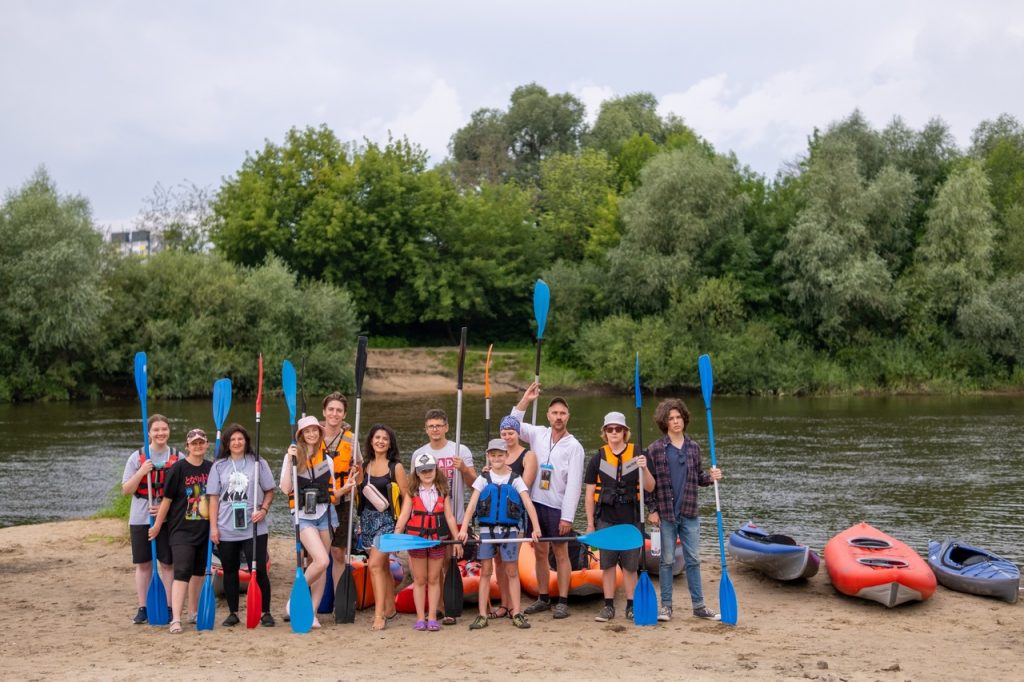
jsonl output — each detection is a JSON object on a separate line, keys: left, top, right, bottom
{"left": 927, "top": 538, "right": 1019, "bottom": 604}
{"left": 727, "top": 522, "right": 820, "bottom": 581}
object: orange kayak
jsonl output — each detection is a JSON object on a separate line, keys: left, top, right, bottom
{"left": 824, "top": 522, "right": 936, "bottom": 607}
{"left": 394, "top": 560, "right": 500, "bottom": 613}
{"left": 518, "top": 540, "right": 619, "bottom": 597}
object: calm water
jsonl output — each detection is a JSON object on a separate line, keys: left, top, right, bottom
{"left": 0, "top": 393, "right": 1020, "bottom": 561}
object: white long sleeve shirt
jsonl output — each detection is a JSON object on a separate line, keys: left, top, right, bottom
{"left": 510, "top": 407, "right": 585, "bottom": 524}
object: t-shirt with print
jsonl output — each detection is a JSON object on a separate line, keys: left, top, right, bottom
{"left": 207, "top": 455, "right": 275, "bottom": 541}
{"left": 162, "top": 457, "right": 212, "bottom": 546}
{"left": 410, "top": 441, "right": 474, "bottom": 524}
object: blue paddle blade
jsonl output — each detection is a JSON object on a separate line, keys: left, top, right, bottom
{"left": 376, "top": 533, "right": 441, "bottom": 553}
{"left": 533, "top": 279, "right": 550, "bottom": 339}
{"left": 290, "top": 567, "right": 314, "bottom": 634}
{"left": 634, "top": 353, "right": 642, "bottom": 410}
{"left": 146, "top": 577, "right": 168, "bottom": 625}
{"left": 282, "top": 360, "right": 297, "bottom": 424}
{"left": 720, "top": 569, "right": 738, "bottom": 625}
{"left": 133, "top": 352, "right": 147, "bottom": 403}
{"left": 213, "top": 378, "right": 232, "bottom": 428}
{"left": 698, "top": 354, "right": 714, "bottom": 408}
{"left": 196, "top": 539, "right": 216, "bottom": 630}
{"left": 634, "top": 572, "right": 658, "bottom": 626}
{"left": 579, "top": 524, "right": 643, "bottom": 551}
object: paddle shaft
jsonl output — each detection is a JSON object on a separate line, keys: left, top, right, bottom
{"left": 484, "top": 344, "right": 493, "bottom": 443}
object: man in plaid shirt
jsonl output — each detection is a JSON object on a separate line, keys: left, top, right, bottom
{"left": 645, "top": 398, "right": 722, "bottom": 622}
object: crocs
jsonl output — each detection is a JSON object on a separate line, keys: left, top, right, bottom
{"left": 426, "top": 619, "right": 441, "bottom": 631}
{"left": 413, "top": 620, "right": 427, "bottom": 631}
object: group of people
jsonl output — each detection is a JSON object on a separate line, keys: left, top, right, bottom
{"left": 122, "top": 384, "right": 722, "bottom": 634}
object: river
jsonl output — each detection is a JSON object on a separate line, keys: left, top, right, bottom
{"left": 0, "top": 393, "right": 1020, "bottom": 561}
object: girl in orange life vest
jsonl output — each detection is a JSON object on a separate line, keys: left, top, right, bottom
{"left": 395, "top": 450, "right": 462, "bottom": 632}
{"left": 354, "top": 424, "right": 406, "bottom": 631}
{"left": 584, "top": 412, "right": 655, "bottom": 623}
{"left": 120, "top": 413, "right": 177, "bottom": 625}
{"left": 279, "top": 415, "right": 339, "bottom": 629}
{"left": 458, "top": 438, "right": 541, "bottom": 631}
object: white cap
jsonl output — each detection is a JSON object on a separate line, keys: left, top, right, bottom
{"left": 413, "top": 451, "right": 437, "bottom": 472}
{"left": 602, "top": 412, "right": 629, "bottom": 430}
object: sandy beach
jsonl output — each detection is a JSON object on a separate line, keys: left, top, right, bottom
{"left": 0, "top": 519, "right": 1020, "bottom": 681}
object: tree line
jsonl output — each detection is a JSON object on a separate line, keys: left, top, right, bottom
{"left": 2, "top": 83, "right": 1022, "bottom": 400}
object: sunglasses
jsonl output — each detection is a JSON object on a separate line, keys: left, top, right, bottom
{"left": 604, "top": 426, "right": 625, "bottom": 433}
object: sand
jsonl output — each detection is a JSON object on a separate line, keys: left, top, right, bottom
{"left": 0, "top": 519, "right": 1020, "bottom": 681}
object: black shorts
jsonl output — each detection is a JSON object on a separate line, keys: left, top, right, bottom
{"left": 526, "top": 502, "right": 563, "bottom": 539}
{"left": 596, "top": 521, "right": 640, "bottom": 571}
{"left": 171, "top": 542, "right": 209, "bottom": 582}
{"left": 331, "top": 499, "right": 353, "bottom": 551}
{"left": 130, "top": 524, "right": 172, "bottom": 565}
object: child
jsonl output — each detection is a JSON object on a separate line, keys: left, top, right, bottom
{"left": 458, "top": 439, "right": 541, "bottom": 630}
{"left": 395, "top": 451, "right": 461, "bottom": 632}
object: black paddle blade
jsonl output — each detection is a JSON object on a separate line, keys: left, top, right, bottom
{"left": 335, "top": 564, "right": 356, "bottom": 624}
{"left": 443, "top": 557, "right": 463, "bottom": 617}
{"left": 354, "top": 336, "right": 368, "bottom": 397}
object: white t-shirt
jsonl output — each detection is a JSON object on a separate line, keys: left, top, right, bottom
{"left": 410, "top": 441, "right": 474, "bottom": 523}
{"left": 472, "top": 470, "right": 530, "bottom": 496}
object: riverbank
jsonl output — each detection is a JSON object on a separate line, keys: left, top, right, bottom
{"left": 1, "top": 519, "right": 1019, "bottom": 680}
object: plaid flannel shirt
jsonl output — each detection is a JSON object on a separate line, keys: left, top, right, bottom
{"left": 645, "top": 434, "right": 710, "bottom": 522}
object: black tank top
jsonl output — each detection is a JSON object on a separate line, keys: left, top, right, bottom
{"left": 508, "top": 449, "right": 528, "bottom": 478}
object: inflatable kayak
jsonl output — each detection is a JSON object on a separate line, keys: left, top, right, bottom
{"left": 518, "top": 540, "right": 618, "bottom": 597}
{"left": 824, "top": 522, "right": 935, "bottom": 607}
{"left": 211, "top": 553, "right": 272, "bottom": 596}
{"left": 394, "top": 559, "right": 501, "bottom": 613}
{"left": 727, "top": 521, "right": 820, "bottom": 581}
{"left": 927, "top": 538, "right": 1019, "bottom": 604}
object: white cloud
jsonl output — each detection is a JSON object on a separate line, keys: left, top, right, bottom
{"left": 571, "top": 83, "right": 615, "bottom": 123}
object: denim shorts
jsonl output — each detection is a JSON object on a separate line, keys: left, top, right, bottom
{"left": 297, "top": 506, "right": 338, "bottom": 532}
{"left": 477, "top": 528, "right": 522, "bottom": 562}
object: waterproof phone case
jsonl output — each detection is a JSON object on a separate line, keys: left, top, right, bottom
{"left": 232, "top": 502, "right": 248, "bottom": 530}
{"left": 539, "top": 463, "right": 554, "bottom": 490}
{"left": 302, "top": 489, "right": 318, "bottom": 515}
{"left": 650, "top": 530, "right": 662, "bottom": 557}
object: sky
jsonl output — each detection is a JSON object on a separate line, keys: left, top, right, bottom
{"left": 2, "top": 1, "right": 1023, "bottom": 231}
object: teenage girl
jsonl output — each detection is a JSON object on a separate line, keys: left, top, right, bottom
{"left": 395, "top": 451, "right": 461, "bottom": 632}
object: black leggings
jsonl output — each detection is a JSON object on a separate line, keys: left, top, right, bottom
{"left": 218, "top": 535, "right": 271, "bottom": 614}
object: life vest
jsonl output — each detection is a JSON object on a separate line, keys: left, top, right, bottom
{"left": 476, "top": 472, "right": 524, "bottom": 527}
{"left": 406, "top": 492, "right": 450, "bottom": 541}
{"left": 287, "top": 450, "right": 336, "bottom": 510}
{"left": 592, "top": 443, "right": 640, "bottom": 510}
{"left": 133, "top": 447, "right": 183, "bottom": 499}
{"left": 321, "top": 432, "right": 355, "bottom": 489}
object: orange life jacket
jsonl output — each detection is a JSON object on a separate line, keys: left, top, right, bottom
{"left": 406, "top": 493, "right": 449, "bottom": 541}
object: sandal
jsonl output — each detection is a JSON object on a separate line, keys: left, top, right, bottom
{"left": 413, "top": 619, "right": 427, "bottom": 631}
{"left": 488, "top": 606, "right": 510, "bottom": 620}
{"left": 426, "top": 619, "right": 441, "bottom": 631}
{"left": 440, "top": 615, "right": 457, "bottom": 626}
{"left": 168, "top": 620, "right": 183, "bottom": 634}
{"left": 370, "top": 617, "right": 386, "bottom": 631}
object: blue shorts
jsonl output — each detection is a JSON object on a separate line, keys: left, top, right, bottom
{"left": 297, "top": 506, "right": 338, "bottom": 532}
{"left": 478, "top": 528, "right": 521, "bottom": 562}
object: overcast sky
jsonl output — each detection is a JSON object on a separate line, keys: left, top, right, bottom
{"left": 2, "top": 1, "right": 1023, "bottom": 230}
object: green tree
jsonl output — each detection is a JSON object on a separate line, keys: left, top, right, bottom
{"left": 537, "top": 150, "right": 620, "bottom": 261}
{"left": 587, "top": 92, "right": 664, "bottom": 157}
{"left": 504, "top": 83, "right": 586, "bottom": 180}
{"left": 0, "top": 168, "right": 106, "bottom": 400}
{"left": 136, "top": 181, "right": 216, "bottom": 253}
{"left": 448, "top": 108, "right": 512, "bottom": 186}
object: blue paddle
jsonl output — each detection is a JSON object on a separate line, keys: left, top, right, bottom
{"left": 376, "top": 524, "right": 644, "bottom": 553}
{"left": 698, "top": 354, "right": 738, "bottom": 626}
{"left": 133, "top": 352, "right": 169, "bottom": 626}
{"left": 531, "top": 279, "right": 550, "bottom": 425}
{"left": 633, "top": 353, "right": 658, "bottom": 626}
{"left": 197, "top": 377, "right": 231, "bottom": 631}
{"left": 283, "top": 359, "right": 314, "bottom": 634}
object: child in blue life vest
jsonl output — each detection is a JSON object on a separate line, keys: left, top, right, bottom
{"left": 395, "top": 451, "right": 462, "bottom": 632}
{"left": 458, "top": 439, "right": 541, "bottom": 630}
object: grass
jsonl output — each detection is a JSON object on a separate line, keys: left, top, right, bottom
{"left": 93, "top": 484, "right": 131, "bottom": 520}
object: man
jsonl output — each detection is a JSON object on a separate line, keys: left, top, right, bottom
{"left": 411, "top": 408, "right": 476, "bottom": 624}
{"left": 320, "top": 392, "right": 358, "bottom": 596}
{"left": 511, "top": 382, "right": 585, "bottom": 619}
{"left": 645, "top": 398, "right": 723, "bottom": 621}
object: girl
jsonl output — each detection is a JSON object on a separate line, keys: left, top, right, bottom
{"left": 207, "top": 423, "right": 276, "bottom": 626}
{"left": 280, "top": 415, "right": 339, "bottom": 629}
{"left": 355, "top": 424, "right": 405, "bottom": 630}
{"left": 395, "top": 451, "right": 461, "bottom": 632}
{"left": 149, "top": 428, "right": 213, "bottom": 633}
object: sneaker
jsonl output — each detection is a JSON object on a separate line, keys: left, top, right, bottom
{"left": 222, "top": 612, "right": 240, "bottom": 627}
{"left": 511, "top": 613, "right": 531, "bottom": 629}
{"left": 624, "top": 604, "right": 634, "bottom": 620}
{"left": 693, "top": 606, "right": 720, "bottom": 621}
{"left": 523, "top": 599, "right": 551, "bottom": 615}
{"left": 594, "top": 604, "right": 615, "bottom": 622}
{"left": 132, "top": 607, "right": 147, "bottom": 625}
{"left": 657, "top": 605, "right": 672, "bottom": 622}
{"left": 260, "top": 612, "right": 276, "bottom": 627}
{"left": 468, "top": 615, "right": 488, "bottom": 630}
{"left": 552, "top": 602, "right": 570, "bottom": 619}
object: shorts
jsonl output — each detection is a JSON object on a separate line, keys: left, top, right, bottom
{"left": 526, "top": 502, "right": 563, "bottom": 539}
{"left": 360, "top": 509, "right": 396, "bottom": 550}
{"left": 297, "top": 506, "right": 338, "bottom": 532}
{"left": 477, "top": 528, "right": 521, "bottom": 562}
{"left": 408, "top": 543, "right": 446, "bottom": 560}
{"left": 171, "top": 542, "right": 208, "bottom": 581}
{"left": 130, "top": 523, "right": 172, "bottom": 565}
{"left": 596, "top": 520, "right": 640, "bottom": 571}
{"left": 330, "top": 499, "right": 354, "bottom": 550}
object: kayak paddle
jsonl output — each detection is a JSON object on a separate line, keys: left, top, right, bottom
{"left": 483, "top": 343, "right": 493, "bottom": 443}
{"left": 443, "top": 327, "right": 468, "bottom": 618}
{"left": 246, "top": 355, "right": 264, "bottom": 629}
{"left": 633, "top": 353, "right": 658, "bottom": 626}
{"left": 133, "top": 352, "right": 169, "bottom": 626}
{"left": 335, "top": 335, "right": 367, "bottom": 624}
{"left": 302, "top": 357, "right": 335, "bottom": 617}
{"left": 698, "top": 354, "right": 738, "bottom": 626}
{"left": 375, "top": 524, "right": 643, "bottom": 553}
{"left": 283, "top": 359, "right": 314, "bottom": 634}
{"left": 531, "top": 279, "right": 550, "bottom": 425}
{"left": 197, "top": 377, "right": 231, "bottom": 631}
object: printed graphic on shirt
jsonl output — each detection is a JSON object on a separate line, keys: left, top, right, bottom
{"left": 184, "top": 472, "right": 209, "bottom": 521}
{"left": 223, "top": 469, "right": 250, "bottom": 502}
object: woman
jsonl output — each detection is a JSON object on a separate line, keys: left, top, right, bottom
{"left": 207, "top": 423, "right": 276, "bottom": 627}
{"left": 280, "top": 415, "right": 344, "bottom": 629}
{"left": 355, "top": 423, "right": 406, "bottom": 631}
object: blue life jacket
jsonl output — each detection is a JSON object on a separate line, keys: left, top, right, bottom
{"left": 476, "top": 471, "right": 524, "bottom": 527}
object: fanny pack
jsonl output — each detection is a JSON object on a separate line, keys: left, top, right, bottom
{"left": 362, "top": 484, "right": 390, "bottom": 513}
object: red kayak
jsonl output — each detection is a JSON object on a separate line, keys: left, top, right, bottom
{"left": 824, "top": 522, "right": 936, "bottom": 607}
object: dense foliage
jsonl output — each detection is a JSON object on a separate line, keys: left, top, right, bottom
{"left": 4, "top": 85, "right": 1024, "bottom": 400}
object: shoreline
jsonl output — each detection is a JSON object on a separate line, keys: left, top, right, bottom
{"left": 0, "top": 519, "right": 1020, "bottom": 680}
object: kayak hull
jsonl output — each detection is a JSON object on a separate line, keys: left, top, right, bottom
{"left": 927, "top": 538, "right": 1019, "bottom": 604}
{"left": 728, "top": 522, "right": 820, "bottom": 581}
{"left": 824, "top": 522, "right": 935, "bottom": 607}
{"left": 518, "top": 541, "right": 617, "bottom": 598}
